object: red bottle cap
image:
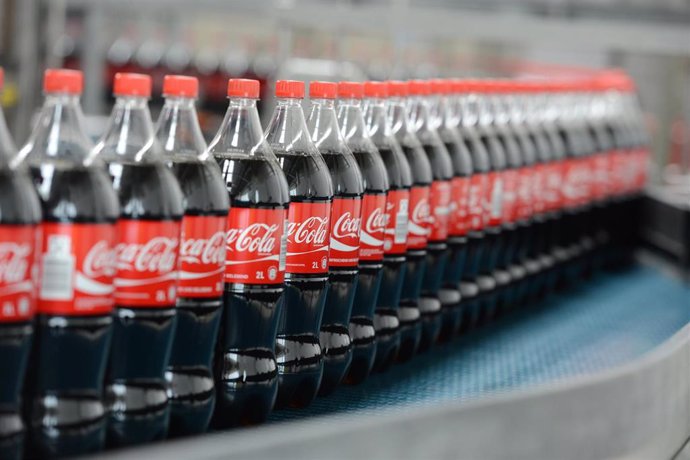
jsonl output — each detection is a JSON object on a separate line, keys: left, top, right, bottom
{"left": 386, "top": 80, "right": 408, "bottom": 97}
{"left": 43, "top": 68, "right": 83, "bottom": 95}
{"left": 162, "top": 75, "right": 198, "bottom": 98}
{"left": 227, "top": 78, "right": 260, "bottom": 98}
{"left": 429, "top": 79, "right": 451, "bottom": 95}
{"left": 113, "top": 72, "right": 152, "bottom": 98}
{"left": 275, "top": 80, "right": 304, "bottom": 99}
{"left": 338, "top": 81, "right": 364, "bottom": 99}
{"left": 408, "top": 80, "right": 431, "bottom": 96}
{"left": 363, "top": 81, "right": 388, "bottom": 98}
{"left": 309, "top": 81, "right": 337, "bottom": 99}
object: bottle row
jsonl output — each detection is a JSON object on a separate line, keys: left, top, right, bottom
{"left": 0, "top": 67, "right": 647, "bottom": 458}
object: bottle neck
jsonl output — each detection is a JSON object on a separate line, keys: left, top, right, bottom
{"left": 0, "top": 106, "right": 16, "bottom": 167}
{"left": 407, "top": 95, "right": 434, "bottom": 134}
{"left": 16, "top": 93, "right": 93, "bottom": 167}
{"left": 265, "top": 97, "right": 313, "bottom": 155}
{"left": 459, "top": 93, "right": 480, "bottom": 128}
{"left": 307, "top": 98, "right": 349, "bottom": 153}
{"left": 156, "top": 96, "right": 207, "bottom": 161}
{"left": 337, "top": 98, "right": 370, "bottom": 144}
{"left": 209, "top": 97, "right": 271, "bottom": 158}
{"left": 362, "top": 97, "right": 391, "bottom": 145}
{"left": 94, "top": 96, "right": 160, "bottom": 163}
{"left": 387, "top": 97, "right": 415, "bottom": 137}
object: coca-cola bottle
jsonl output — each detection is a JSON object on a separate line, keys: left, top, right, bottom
{"left": 16, "top": 69, "right": 119, "bottom": 457}
{"left": 306, "top": 81, "right": 364, "bottom": 395}
{"left": 155, "top": 75, "right": 229, "bottom": 436}
{"left": 208, "top": 79, "right": 289, "bottom": 426}
{"left": 90, "top": 73, "right": 184, "bottom": 446}
{"left": 362, "top": 81, "right": 411, "bottom": 371}
{"left": 265, "top": 80, "right": 333, "bottom": 408}
{"left": 428, "top": 79, "right": 472, "bottom": 340}
{"left": 0, "top": 68, "right": 41, "bottom": 460}
{"left": 386, "top": 80, "right": 432, "bottom": 361}
{"left": 336, "top": 81, "right": 388, "bottom": 383}
{"left": 454, "top": 80, "right": 490, "bottom": 332}
{"left": 406, "top": 80, "right": 451, "bottom": 351}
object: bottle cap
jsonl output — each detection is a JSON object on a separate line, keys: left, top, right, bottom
{"left": 228, "top": 78, "right": 260, "bottom": 98}
{"left": 43, "top": 68, "right": 83, "bottom": 95}
{"left": 386, "top": 80, "right": 408, "bottom": 97}
{"left": 162, "top": 75, "right": 198, "bottom": 98}
{"left": 408, "top": 80, "right": 431, "bottom": 96}
{"left": 113, "top": 72, "right": 152, "bottom": 98}
{"left": 309, "top": 81, "right": 337, "bottom": 99}
{"left": 275, "top": 80, "right": 304, "bottom": 99}
{"left": 429, "top": 79, "right": 451, "bottom": 95}
{"left": 363, "top": 81, "right": 388, "bottom": 98}
{"left": 338, "top": 81, "right": 364, "bottom": 99}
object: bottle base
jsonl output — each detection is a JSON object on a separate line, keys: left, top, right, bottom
{"left": 396, "top": 305, "right": 421, "bottom": 362}
{"left": 166, "top": 368, "right": 215, "bottom": 438}
{"left": 274, "top": 365, "right": 323, "bottom": 409}
{"left": 438, "top": 287, "right": 462, "bottom": 343}
{"left": 107, "top": 406, "right": 169, "bottom": 448}
{"left": 373, "top": 308, "right": 400, "bottom": 372}
{"left": 0, "top": 430, "right": 22, "bottom": 460}
{"left": 417, "top": 297, "right": 442, "bottom": 353}
{"left": 318, "top": 325, "right": 352, "bottom": 397}
{"left": 213, "top": 377, "right": 278, "bottom": 428}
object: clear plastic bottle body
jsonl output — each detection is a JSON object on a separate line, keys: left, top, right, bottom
{"left": 91, "top": 93, "right": 184, "bottom": 447}
{"left": 363, "top": 94, "right": 412, "bottom": 371}
{"left": 208, "top": 94, "right": 290, "bottom": 426}
{"left": 407, "top": 91, "right": 452, "bottom": 351}
{"left": 337, "top": 95, "right": 388, "bottom": 383}
{"left": 265, "top": 95, "right": 333, "bottom": 408}
{"left": 155, "top": 94, "right": 229, "bottom": 436}
{"left": 307, "top": 96, "right": 363, "bottom": 395}
{"left": 387, "top": 94, "right": 432, "bottom": 362}
{"left": 17, "top": 90, "right": 119, "bottom": 457}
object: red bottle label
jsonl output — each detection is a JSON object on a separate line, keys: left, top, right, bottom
{"left": 225, "top": 207, "right": 286, "bottom": 285}
{"left": 358, "top": 193, "right": 386, "bottom": 261}
{"left": 178, "top": 215, "right": 227, "bottom": 298}
{"left": 577, "top": 157, "right": 592, "bottom": 205}
{"left": 530, "top": 165, "right": 547, "bottom": 215}
{"left": 515, "top": 167, "right": 533, "bottom": 221}
{"left": 590, "top": 153, "right": 609, "bottom": 202}
{"left": 635, "top": 148, "right": 649, "bottom": 191}
{"left": 545, "top": 161, "right": 565, "bottom": 211}
{"left": 449, "top": 177, "right": 471, "bottom": 236}
{"left": 500, "top": 169, "right": 519, "bottom": 224}
{"left": 468, "top": 174, "right": 486, "bottom": 232}
{"left": 329, "top": 197, "right": 362, "bottom": 267}
{"left": 0, "top": 225, "right": 38, "bottom": 322}
{"left": 429, "top": 180, "right": 451, "bottom": 241}
{"left": 407, "top": 186, "right": 431, "bottom": 250}
{"left": 38, "top": 222, "right": 116, "bottom": 315}
{"left": 485, "top": 172, "right": 503, "bottom": 227}
{"left": 562, "top": 158, "right": 580, "bottom": 208}
{"left": 114, "top": 219, "right": 181, "bottom": 308}
{"left": 286, "top": 201, "right": 330, "bottom": 274}
{"left": 383, "top": 189, "right": 409, "bottom": 255}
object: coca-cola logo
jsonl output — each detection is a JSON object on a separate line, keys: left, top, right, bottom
{"left": 0, "top": 243, "right": 31, "bottom": 284}
{"left": 364, "top": 208, "right": 386, "bottom": 234}
{"left": 116, "top": 237, "right": 178, "bottom": 273}
{"left": 83, "top": 240, "right": 116, "bottom": 278}
{"left": 333, "top": 212, "right": 361, "bottom": 239}
{"left": 287, "top": 217, "right": 328, "bottom": 245}
{"left": 227, "top": 224, "right": 278, "bottom": 254}
{"left": 411, "top": 199, "right": 430, "bottom": 224}
{"left": 181, "top": 231, "right": 226, "bottom": 264}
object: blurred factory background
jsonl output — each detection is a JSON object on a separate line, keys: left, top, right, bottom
{"left": 0, "top": 0, "right": 688, "bottom": 185}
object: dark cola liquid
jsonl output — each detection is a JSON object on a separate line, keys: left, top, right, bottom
{"left": 457, "top": 128, "right": 490, "bottom": 332}
{"left": 23, "top": 163, "right": 118, "bottom": 458}
{"left": 273, "top": 152, "right": 331, "bottom": 408}
{"left": 213, "top": 155, "right": 289, "bottom": 427}
{"left": 397, "top": 143, "right": 432, "bottom": 361}
{"left": 344, "top": 148, "right": 387, "bottom": 385}
{"left": 318, "top": 151, "right": 362, "bottom": 396}
{"left": 418, "top": 141, "right": 451, "bottom": 352}
{"left": 166, "top": 159, "right": 227, "bottom": 437}
{"left": 373, "top": 146, "right": 410, "bottom": 372}
{"left": 105, "top": 161, "right": 183, "bottom": 447}
{"left": 438, "top": 135, "right": 472, "bottom": 341}
{"left": 0, "top": 168, "right": 40, "bottom": 460}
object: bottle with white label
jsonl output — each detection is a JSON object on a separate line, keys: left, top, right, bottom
{"left": 0, "top": 67, "right": 42, "bottom": 460}
{"left": 15, "top": 69, "right": 120, "bottom": 458}
{"left": 155, "top": 75, "right": 229, "bottom": 436}
{"left": 306, "top": 81, "right": 364, "bottom": 396}
{"left": 337, "top": 81, "right": 390, "bottom": 384}
{"left": 207, "top": 78, "right": 289, "bottom": 426}
{"left": 265, "top": 80, "right": 334, "bottom": 408}
{"left": 90, "top": 73, "right": 184, "bottom": 447}
{"left": 362, "top": 81, "right": 411, "bottom": 372}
